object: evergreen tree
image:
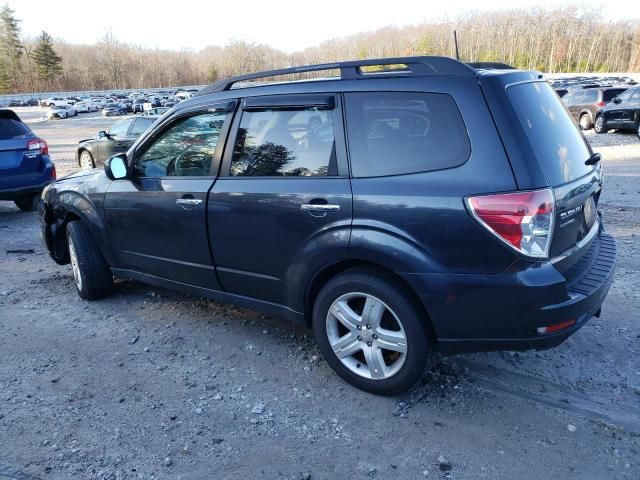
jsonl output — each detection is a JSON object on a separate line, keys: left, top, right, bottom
{"left": 0, "top": 4, "right": 23, "bottom": 91}
{"left": 0, "top": 57, "right": 11, "bottom": 93}
{"left": 31, "top": 31, "right": 63, "bottom": 86}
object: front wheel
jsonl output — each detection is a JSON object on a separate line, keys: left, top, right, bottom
{"left": 594, "top": 115, "right": 608, "bottom": 134}
{"left": 313, "top": 268, "right": 434, "bottom": 394}
{"left": 79, "top": 150, "right": 94, "bottom": 170}
{"left": 66, "top": 221, "right": 114, "bottom": 299}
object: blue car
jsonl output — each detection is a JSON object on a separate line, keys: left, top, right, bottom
{"left": 0, "top": 109, "right": 55, "bottom": 211}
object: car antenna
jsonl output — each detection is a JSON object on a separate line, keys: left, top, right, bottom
{"left": 454, "top": 30, "right": 460, "bottom": 61}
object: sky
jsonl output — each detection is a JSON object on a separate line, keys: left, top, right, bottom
{"left": 12, "top": 0, "right": 638, "bottom": 53}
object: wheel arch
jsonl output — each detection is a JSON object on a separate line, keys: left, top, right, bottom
{"left": 47, "top": 191, "right": 115, "bottom": 267}
{"left": 303, "top": 259, "right": 437, "bottom": 342}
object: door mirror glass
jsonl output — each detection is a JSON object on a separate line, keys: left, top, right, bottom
{"left": 105, "top": 154, "right": 128, "bottom": 180}
{"left": 98, "top": 130, "right": 107, "bottom": 138}
{"left": 613, "top": 97, "right": 622, "bottom": 104}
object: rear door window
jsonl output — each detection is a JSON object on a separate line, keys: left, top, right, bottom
{"left": 507, "top": 81, "right": 593, "bottom": 186}
{"left": 344, "top": 92, "right": 470, "bottom": 177}
{"left": 230, "top": 107, "right": 336, "bottom": 177}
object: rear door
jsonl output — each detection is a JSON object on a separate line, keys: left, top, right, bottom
{"left": 208, "top": 94, "right": 352, "bottom": 305}
{"left": 104, "top": 104, "right": 234, "bottom": 288}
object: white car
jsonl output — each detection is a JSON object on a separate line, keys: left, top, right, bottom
{"left": 41, "top": 97, "right": 72, "bottom": 107}
{"left": 74, "top": 101, "right": 98, "bottom": 113}
{"left": 47, "top": 104, "right": 77, "bottom": 119}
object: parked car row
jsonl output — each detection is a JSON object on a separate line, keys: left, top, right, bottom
{"left": 550, "top": 75, "right": 640, "bottom": 138}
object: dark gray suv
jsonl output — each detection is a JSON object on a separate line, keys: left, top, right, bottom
{"left": 40, "top": 57, "right": 616, "bottom": 394}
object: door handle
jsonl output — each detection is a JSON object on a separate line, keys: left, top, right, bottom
{"left": 176, "top": 198, "right": 202, "bottom": 209}
{"left": 301, "top": 204, "right": 340, "bottom": 212}
{"left": 301, "top": 203, "right": 340, "bottom": 216}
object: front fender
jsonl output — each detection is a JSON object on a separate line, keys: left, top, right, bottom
{"left": 45, "top": 189, "right": 115, "bottom": 267}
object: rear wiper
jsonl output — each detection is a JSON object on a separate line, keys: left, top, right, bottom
{"left": 585, "top": 152, "right": 601, "bottom": 166}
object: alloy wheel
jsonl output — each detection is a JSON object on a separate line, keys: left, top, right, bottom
{"left": 80, "top": 152, "right": 93, "bottom": 170}
{"left": 326, "top": 292, "right": 407, "bottom": 380}
{"left": 68, "top": 237, "right": 83, "bottom": 291}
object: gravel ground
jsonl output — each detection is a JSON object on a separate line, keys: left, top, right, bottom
{"left": 0, "top": 108, "right": 639, "bottom": 480}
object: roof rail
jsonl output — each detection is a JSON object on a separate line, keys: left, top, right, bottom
{"left": 197, "top": 56, "right": 476, "bottom": 96}
{"left": 467, "top": 62, "right": 515, "bottom": 70}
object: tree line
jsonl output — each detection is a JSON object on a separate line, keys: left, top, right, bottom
{"left": 0, "top": 4, "right": 638, "bottom": 94}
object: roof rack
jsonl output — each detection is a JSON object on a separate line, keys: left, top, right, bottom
{"left": 197, "top": 56, "right": 476, "bottom": 96}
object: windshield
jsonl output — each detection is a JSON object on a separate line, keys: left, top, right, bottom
{"left": 508, "top": 81, "right": 593, "bottom": 186}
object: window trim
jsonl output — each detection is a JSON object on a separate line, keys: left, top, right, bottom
{"left": 343, "top": 90, "right": 472, "bottom": 178}
{"left": 220, "top": 93, "right": 348, "bottom": 179}
{"left": 128, "top": 102, "right": 236, "bottom": 180}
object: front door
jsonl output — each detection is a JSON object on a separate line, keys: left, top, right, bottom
{"left": 209, "top": 94, "right": 352, "bottom": 306}
{"left": 104, "top": 105, "right": 234, "bottom": 289}
{"left": 97, "top": 118, "right": 132, "bottom": 164}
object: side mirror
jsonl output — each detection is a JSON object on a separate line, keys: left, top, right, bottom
{"left": 104, "top": 154, "right": 128, "bottom": 180}
{"left": 98, "top": 130, "right": 108, "bottom": 138}
{"left": 613, "top": 97, "right": 622, "bottom": 104}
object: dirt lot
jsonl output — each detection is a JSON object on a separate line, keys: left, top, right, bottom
{"left": 0, "top": 108, "right": 639, "bottom": 480}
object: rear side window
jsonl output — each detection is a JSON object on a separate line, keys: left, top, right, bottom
{"left": 230, "top": 107, "right": 336, "bottom": 177}
{"left": 584, "top": 90, "right": 598, "bottom": 102}
{"left": 602, "top": 89, "right": 626, "bottom": 102}
{"left": 508, "top": 82, "right": 593, "bottom": 186}
{"left": 0, "top": 118, "right": 30, "bottom": 139}
{"left": 344, "top": 92, "right": 470, "bottom": 177}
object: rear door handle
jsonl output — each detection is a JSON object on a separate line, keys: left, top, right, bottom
{"left": 301, "top": 203, "right": 340, "bottom": 215}
{"left": 176, "top": 198, "right": 202, "bottom": 209}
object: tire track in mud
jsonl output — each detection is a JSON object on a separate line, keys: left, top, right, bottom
{"left": 461, "top": 360, "right": 640, "bottom": 433}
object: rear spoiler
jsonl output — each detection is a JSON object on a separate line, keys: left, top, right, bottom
{"left": 0, "top": 109, "right": 22, "bottom": 122}
{"left": 467, "top": 62, "right": 515, "bottom": 70}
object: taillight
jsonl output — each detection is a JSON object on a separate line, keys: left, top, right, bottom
{"left": 27, "top": 138, "right": 49, "bottom": 156}
{"left": 466, "top": 189, "right": 555, "bottom": 258}
{"left": 596, "top": 101, "right": 605, "bottom": 107}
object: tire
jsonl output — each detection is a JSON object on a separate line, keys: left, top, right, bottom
{"left": 579, "top": 113, "right": 592, "bottom": 130}
{"left": 79, "top": 150, "right": 95, "bottom": 170}
{"left": 66, "top": 220, "right": 113, "bottom": 300}
{"left": 637, "top": 122, "right": 640, "bottom": 140}
{"left": 13, "top": 193, "right": 39, "bottom": 212}
{"left": 313, "top": 268, "right": 434, "bottom": 394}
{"left": 594, "top": 115, "right": 608, "bottom": 134}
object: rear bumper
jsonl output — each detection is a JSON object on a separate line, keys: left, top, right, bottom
{"left": 403, "top": 230, "right": 617, "bottom": 353}
{"left": 0, "top": 177, "right": 52, "bottom": 200}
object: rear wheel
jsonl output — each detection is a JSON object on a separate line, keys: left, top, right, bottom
{"left": 66, "top": 220, "right": 113, "bottom": 299}
{"left": 313, "top": 268, "right": 433, "bottom": 394}
{"left": 594, "top": 115, "right": 608, "bottom": 134}
{"left": 579, "top": 113, "right": 592, "bottom": 130}
{"left": 13, "top": 194, "right": 39, "bottom": 212}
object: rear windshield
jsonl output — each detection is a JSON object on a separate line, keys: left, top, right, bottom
{"left": 508, "top": 81, "right": 593, "bottom": 186}
{"left": 603, "top": 89, "right": 626, "bottom": 102}
{"left": 0, "top": 118, "right": 30, "bottom": 139}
